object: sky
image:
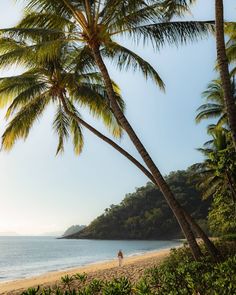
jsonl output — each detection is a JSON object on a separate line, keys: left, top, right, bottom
{"left": 0, "top": 0, "right": 235, "bottom": 235}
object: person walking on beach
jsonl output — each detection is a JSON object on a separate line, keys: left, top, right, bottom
{"left": 117, "top": 250, "right": 124, "bottom": 267}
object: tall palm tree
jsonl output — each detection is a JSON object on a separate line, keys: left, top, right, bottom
{"left": 173, "top": 0, "right": 236, "bottom": 149}
{"left": 0, "top": 0, "right": 216, "bottom": 259}
{"left": 214, "top": 0, "right": 236, "bottom": 151}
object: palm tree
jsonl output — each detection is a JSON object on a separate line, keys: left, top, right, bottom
{"left": 1, "top": 0, "right": 216, "bottom": 259}
{"left": 0, "top": 38, "right": 125, "bottom": 155}
{"left": 196, "top": 127, "right": 236, "bottom": 208}
{"left": 0, "top": 34, "right": 221, "bottom": 260}
{"left": 173, "top": 0, "right": 236, "bottom": 149}
{"left": 214, "top": 0, "right": 236, "bottom": 150}
{"left": 196, "top": 78, "right": 236, "bottom": 131}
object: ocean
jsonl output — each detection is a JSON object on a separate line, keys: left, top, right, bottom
{"left": 0, "top": 237, "right": 182, "bottom": 283}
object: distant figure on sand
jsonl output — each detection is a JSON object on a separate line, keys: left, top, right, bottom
{"left": 117, "top": 250, "right": 124, "bottom": 267}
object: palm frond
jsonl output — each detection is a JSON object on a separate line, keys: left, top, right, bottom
{"left": 117, "top": 21, "right": 214, "bottom": 49}
{"left": 102, "top": 42, "right": 165, "bottom": 90}
{"left": 2, "top": 94, "right": 49, "bottom": 150}
{"left": 0, "top": 73, "right": 44, "bottom": 108}
{"left": 53, "top": 103, "right": 70, "bottom": 155}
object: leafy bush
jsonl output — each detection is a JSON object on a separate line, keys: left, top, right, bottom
{"left": 103, "top": 277, "right": 132, "bottom": 295}
{"left": 143, "top": 243, "right": 236, "bottom": 295}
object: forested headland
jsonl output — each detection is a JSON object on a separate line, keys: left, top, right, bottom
{"left": 64, "top": 167, "right": 211, "bottom": 240}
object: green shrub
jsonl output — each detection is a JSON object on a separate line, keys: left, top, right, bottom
{"left": 143, "top": 244, "right": 236, "bottom": 295}
{"left": 103, "top": 277, "right": 132, "bottom": 295}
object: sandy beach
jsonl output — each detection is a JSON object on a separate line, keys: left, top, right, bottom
{"left": 0, "top": 248, "right": 171, "bottom": 294}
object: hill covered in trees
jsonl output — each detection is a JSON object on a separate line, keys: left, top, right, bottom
{"left": 64, "top": 168, "right": 210, "bottom": 240}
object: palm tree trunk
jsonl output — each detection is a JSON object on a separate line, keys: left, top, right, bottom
{"left": 215, "top": 0, "right": 236, "bottom": 151}
{"left": 60, "top": 93, "right": 220, "bottom": 260}
{"left": 91, "top": 46, "right": 203, "bottom": 260}
{"left": 183, "top": 212, "right": 221, "bottom": 261}
{"left": 59, "top": 94, "right": 155, "bottom": 182}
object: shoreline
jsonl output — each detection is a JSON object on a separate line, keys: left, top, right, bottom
{"left": 0, "top": 247, "right": 172, "bottom": 294}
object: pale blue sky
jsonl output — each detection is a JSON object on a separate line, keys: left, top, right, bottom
{"left": 0, "top": 0, "right": 235, "bottom": 235}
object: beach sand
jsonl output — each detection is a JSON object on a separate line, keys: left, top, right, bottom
{"left": 0, "top": 248, "right": 171, "bottom": 294}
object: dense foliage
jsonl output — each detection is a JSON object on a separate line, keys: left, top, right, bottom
{"left": 193, "top": 22, "right": 236, "bottom": 236}
{"left": 65, "top": 169, "right": 210, "bottom": 240}
{"left": 21, "top": 242, "right": 236, "bottom": 295}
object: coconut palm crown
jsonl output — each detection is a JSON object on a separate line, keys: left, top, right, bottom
{"left": 0, "top": 37, "right": 124, "bottom": 154}
{"left": 0, "top": 0, "right": 215, "bottom": 92}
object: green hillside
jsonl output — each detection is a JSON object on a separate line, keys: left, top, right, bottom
{"left": 65, "top": 168, "right": 210, "bottom": 240}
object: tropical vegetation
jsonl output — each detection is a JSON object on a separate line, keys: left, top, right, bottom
{"left": 0, "top": 0, "right": 218, "bottom": 260}
{"left": 0, "top": 0, "right": 235, "bottom": 293}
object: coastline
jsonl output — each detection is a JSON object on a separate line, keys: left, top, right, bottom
{"left": 0, "top": 247, "right": 172, "bottom": 294}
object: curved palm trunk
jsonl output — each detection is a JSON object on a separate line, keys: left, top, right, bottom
{"left": 215, "top": 0, "right": 236, "bottom": 151}
{"left": 183, "top": 212, "right": 221, "bottom": 261}
{"left": 60, "top": 94, "right": 220, "bottom": 260}
{"left": 91, "top": 46, "right": 202, "bottom": 260}
{"left": 59, "top": 94, "right": 154, "bottom": 181}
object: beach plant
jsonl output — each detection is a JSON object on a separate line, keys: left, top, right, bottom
{"left": 74, "top": 273, "right": 88, "bottom": 284}
{"left": 61, "top": 275, "right": 74, "bottom": 292}
{"left": 135, "top": 278, "right": 153, "bottom": 295}
{"left": 41, "top": 288, "right": 53, "bottom": 295}
{"left": 22, "top": 286, "right": 40, "bottom": 295}
{"left": 103, "top": 277, "right": 132, "bottom": 295}
{"left": 3, "top": 0, "right": 217, "bottom": 260}
{"left": 88, "top": 279, "right": 103, "bottom": 293}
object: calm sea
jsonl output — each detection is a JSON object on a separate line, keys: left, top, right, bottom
{"left": 0, "top": 237, "right": 181, "bottom": 282}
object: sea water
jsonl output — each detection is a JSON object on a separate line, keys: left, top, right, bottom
{"left": 0, "top": 237, "right": 182, "bottom": 282}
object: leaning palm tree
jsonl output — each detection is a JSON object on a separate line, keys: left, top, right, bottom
{"left": 0, "top": 36, "right": 220, "bottom": 260}
{"left": 0, "top": 0, "right": 216, "bottom": 259}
